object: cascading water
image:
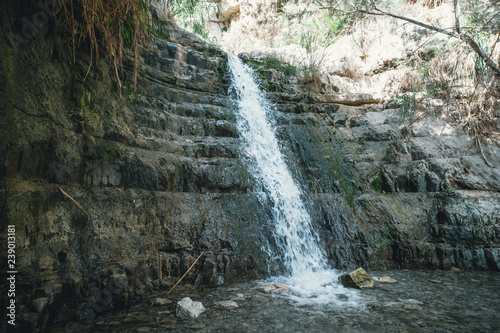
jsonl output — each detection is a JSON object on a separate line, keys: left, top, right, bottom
{"left": 228, "top": 54, "right": 361, "bottom": 306}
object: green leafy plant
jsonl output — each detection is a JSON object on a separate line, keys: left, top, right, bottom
{"left": 372, "top": 171, "right": 383, "bottom": 191}
{"left": 170, "top": 0, "right": 219, "bottom": 45}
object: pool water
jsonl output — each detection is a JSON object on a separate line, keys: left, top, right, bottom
{"left": 51, "top": 269, "right": 500, "bottom": 333}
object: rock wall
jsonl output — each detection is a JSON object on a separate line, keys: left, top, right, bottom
{"left": 1, "top": 1, "right": 500, "bottom": 331}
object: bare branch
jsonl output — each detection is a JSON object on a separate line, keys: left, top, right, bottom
{"left": 454, "top": 0, "right": 461, "bottom": 34}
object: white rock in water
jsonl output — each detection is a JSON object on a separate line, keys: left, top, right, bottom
{"left": 213, "top": 300, "right": 239, "bottom": 309}
{"left": 176, "top": 297, "right": 205, "bottom": 319}
{"left": 263, "top": 283, "right": 288, "bottom": 294}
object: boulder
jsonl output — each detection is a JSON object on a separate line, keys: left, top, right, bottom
{"left": 176, "top": 297, "right": 205, "bottom": 319}
{"left": 339, "top": 268, "right": 375, "bottom": 289}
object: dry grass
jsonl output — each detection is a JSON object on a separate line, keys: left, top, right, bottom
{"left": 454, "top": 76, "right": 500, "bottom": 165}
{"left": 53, "top": 0, "right": 170, "bottom": 90}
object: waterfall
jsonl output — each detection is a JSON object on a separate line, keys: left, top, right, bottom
{"left": 228, "top": 54, "right": 326, "bottom": 276}
{"left": 228, "top": 54, "right": 360, "bottom": 306}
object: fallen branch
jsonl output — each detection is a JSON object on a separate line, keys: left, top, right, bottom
{"left": 57, "top": 186, "right": 90, "bottom": 227}
{"left": 167, "top": 252, "right": 204, "bottom": 295}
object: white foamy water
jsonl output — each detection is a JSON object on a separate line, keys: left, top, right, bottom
{"left": 228, "top": 54, "right": 361, "bottom": 306}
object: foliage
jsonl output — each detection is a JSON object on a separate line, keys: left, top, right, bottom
{"left": 244, "top": 53, "right": 297, "bottom": 76}
{"left": 299, "top": 10, "right": 353, "bottom": 51}
{"left": 300, "top": 50, "right": 328, "bottom": 86}
{"left": 265, "top": 53, "right": 297, "bottom": 75}
{"left": 169, "top": 0, "right": 219, "bottom": 45}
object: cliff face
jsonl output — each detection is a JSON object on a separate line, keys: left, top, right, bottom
{"left": 1, "top": 1, "right": 499, "bottom": 331}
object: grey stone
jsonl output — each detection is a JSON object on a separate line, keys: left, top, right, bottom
{"left": 154, "top": 298, "right": 172, "bottom": 306}
{"left": 176, "top": 297, "right": 205, "bottom": 319}
{"left": 252, "top": 295, "right": 269, "bottom": 302}
{"left": 213, "top": 300, "right": 239, "bottom": 309}
{"left": 33, "top": 298, "right": 50, "bottom": 313}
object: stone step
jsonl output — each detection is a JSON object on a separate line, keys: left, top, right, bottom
{"left": 138, "top": 82, "right": 230, "bottom": 107}
{"left": 133, "top": 116, "right": 238, "bottom": 138}
{"left": 84, "top": 146, "right": 250, "bottom": 193}
{"left": 128, "top": 135, "right": 240, "bottom": 159}
{"left": 274, "top": 103, "right": 340, "bottom": 114}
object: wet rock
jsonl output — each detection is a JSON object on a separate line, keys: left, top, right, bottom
{"left": 33, "top": 297, "right": 49, "bottom": 313}
{"left": 251, "top": 295, "right": 269, "bottom": 302}
{"left": 154, "top": 298, "right": 172, "bottom": 306}
{"left": 123, "top": 314, "right": 144, "bottom": 323}
{"left": 451, "top": 267, "right": 464, "bottom": 273}
{"left": 213, "top": 300, "right": 239, "bottom": 309}
{"left": 176, "top": 297, "right": 205, "bottom": 319}
{"left": 339, "top": 268, "right": 375, "bottom": 289}
{"left": 404, "top": 304, "right": 423, "bottom": 311}
{"left": 400, "top": 299, "right": 424, "bottom": 305}
{"left": 190, "top": 324, "right": 206, "bottom": 330}
{"left": 368, "top": 302, "right": 384, "bottom": 309}
{"left": 378, "top": 276, "right": 397, "bottom": 283}
{"left": 135, "top": 328, "right": 153, "bottom": 333}
{"left": 262, "top": 283, "right": 288, "bottom": 294}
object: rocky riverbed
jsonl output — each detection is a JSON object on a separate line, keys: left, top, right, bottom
{"left": 49, "top": 270, "right": 500, "bottom": 333}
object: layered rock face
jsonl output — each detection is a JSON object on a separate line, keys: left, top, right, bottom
{"left": 257, "top": 64, "right": 500, "bottom": 272}
{"left": 1, "top": 1, "right": 499, "bottom": 331}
